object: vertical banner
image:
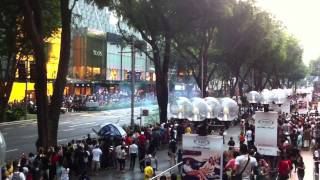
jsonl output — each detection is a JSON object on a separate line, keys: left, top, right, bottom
{"left": 297, "top": 96, "right": 308, "bottom": 114}
{"left": 254, "top": 111, "right": 278, "bottom": 156}
{"left": 182, "top": 134, "right": 223, "bottom": 180}
{"left": 281, "top": 100, "right": 291, "bottom": 114}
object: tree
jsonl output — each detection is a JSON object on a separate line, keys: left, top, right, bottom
{"left": 309, "top": 57, "right": 320, "bottom": 77}
{"left": 0, "top": 0, "right": 22, "bottom": 122}
{"left": 92, "top": 0, "right": 197, "bottom": 123}
{"left": 0, "top": 0, "right": 59, "bottom": 122}
{"left": 173, "top": 0, "right": 231, "bottom": 97}
{"left": 21, "top": 0, "right": 75, "bottom": 147}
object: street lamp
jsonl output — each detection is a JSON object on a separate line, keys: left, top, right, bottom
{"left": 118, "top": 39, "right": 135, "bottom": 127}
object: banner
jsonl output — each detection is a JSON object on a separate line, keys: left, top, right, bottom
{"left": 281, "top": 100, "right": 291, "bottom": 114}
{"left": 182, "top": 134, "right": 223, "bottom": 180}
{"left": 254, "top": 111, "right": 278, "bottom": 156}
{"left": 297, "top": 96, "right": 308, "bottom": 114}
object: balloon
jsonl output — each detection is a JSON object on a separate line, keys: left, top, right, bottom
{"left": 260, "top": 89, "right": 272, "bottom": 104}
{"left": 191, "top": 97, "right": 209, "bottom": 120}
{"left": 205, "top": 97, "right": 222, "bottom": 118}
{"left": 217, "top": 97, "right": 238, "bottom": 121}
{"left": 270, "top": 89, "right": 287, "bottom": 104}
{"left": 169, "top": 97, "right": 193, "bottom": 119}
{"left": 247, "top": 91, "right": 262, "bottom": 103}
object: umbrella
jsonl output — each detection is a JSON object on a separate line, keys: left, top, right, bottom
{"left": 94, "top": 123, "right": 127, "bottom": 138}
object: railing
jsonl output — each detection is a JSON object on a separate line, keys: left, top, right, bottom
{"left": 151, "top": 162, "right": 183, "bottom": 180}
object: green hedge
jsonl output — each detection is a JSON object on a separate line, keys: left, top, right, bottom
{"left": 5, "top": 108, "right": 25, "bottom": 121}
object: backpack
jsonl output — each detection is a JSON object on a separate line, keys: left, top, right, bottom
{"left": 12, "top": 172, "right": 23, "bottom": 180}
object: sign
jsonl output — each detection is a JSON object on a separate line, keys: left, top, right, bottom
{"left": 182, "top": 134, "right": 223, "bottom": 179}
{"left": 93, "top": 49, "right": 103, "bottom": 56}
{"left": 297, "top": 96, "right": 308, "bottom": 114}
{"left": 254, "top": 111, "right": 278, "bottom": 156}
{"left": 127, "top": 71, "right": 141, "bottom": 81}
{"left": 281, "top": 100, "right": 291, "bottom": 114}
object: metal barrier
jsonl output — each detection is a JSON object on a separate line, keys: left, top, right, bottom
{"left": 151, "top": 162, "right": 183, "bottom": 180}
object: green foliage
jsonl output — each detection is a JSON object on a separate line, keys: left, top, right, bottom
{"left": 5, "top": 107, "right": 25, "bottom": 121}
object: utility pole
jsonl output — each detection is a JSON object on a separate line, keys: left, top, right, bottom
{"left": 201, "top": 56, "right": 204, "bottom": 98}
{"left": 24, "top": 60, "right": 29, "bottom": 120}
{"left": 131, "top": 39, "right": 135, "bottom": 127}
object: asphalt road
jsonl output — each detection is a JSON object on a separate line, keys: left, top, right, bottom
{"left": 0, "top": 105, "right": 158, "bottom": 160}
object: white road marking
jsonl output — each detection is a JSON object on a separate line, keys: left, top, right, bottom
{"left": 22, "top": 135, "right": 38, "bottom": 139}
{"left": 58, "top": 139, "right": 67, "bottom": 142}
{"left": 60, "top": 121, "right": 72, "bottom": 125}
{"left": 60, "top": 128, "right": 75, "bottom": 132}
{"left": 69, "top": 122, "right": 96, "bottom": 128}
{"left": 6, "top": 148, "right": 18, "bottom": 153}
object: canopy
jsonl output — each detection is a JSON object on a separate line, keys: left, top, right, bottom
{"left": 97, "top": 123, "right": 127, "bottom": 138}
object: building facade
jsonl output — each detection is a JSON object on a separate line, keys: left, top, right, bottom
{"left": 68, "top": 0, "right": 155, "bottom": 96}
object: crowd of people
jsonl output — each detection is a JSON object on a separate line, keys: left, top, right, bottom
{"left": 220, "top": 109, "right": 320, "bottom": 180}
{"left": 3, "top": 101, "right": 320, "bottom": 180}
{"left": 0, "top": 122, "right": 187, "bottom": 180}
{"left": 62, "top": 90, "right": 156, "bottom": 112}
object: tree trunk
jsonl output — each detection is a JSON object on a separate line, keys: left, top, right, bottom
{"left": 48, "top": 0, "right": 72, "bottom": 146}
{"left": 229, "top": 76, "right": 238, "bottom": 97}
{"left": 22, "top": 0, "right": 50, "bottom": 148}
{"left": 153, "top": 36, "right": 171, "bottom": 124}
{"left": 155, "top": 72, "right": 168, "bottom": 123}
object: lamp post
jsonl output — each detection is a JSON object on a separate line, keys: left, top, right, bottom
{"left": 131, "top": 39, "right": 135, "bottom": 127}
{"left": 117, "top": 39, "right": 136, "bottom": 127}
{"left": 201, "top": 56, "right": 204, "bottom": 98}
{"left": 25, "top": 59, "right": 29, "bottom": 120}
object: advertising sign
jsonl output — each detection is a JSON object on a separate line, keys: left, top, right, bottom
{"left": 182, "top": 134, "right": 223, "bottom": 180}
{"left": 254, "top": 111, "right": 278, "bottom": 156}
{"left": 281, "top": 100, "right": 291, "bottom": 114}
{"left": 297, "top": 96, "right": 308, "bottom": 114}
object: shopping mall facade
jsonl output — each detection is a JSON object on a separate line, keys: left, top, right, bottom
{"left": 10, "top": 0, "right": 155, "bottom": 102}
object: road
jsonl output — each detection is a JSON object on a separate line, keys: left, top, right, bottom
{"left": 0, "top": 105, "right": 158, "bottom": 160}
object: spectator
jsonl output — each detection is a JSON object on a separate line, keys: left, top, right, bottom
{"left": 60, "top": 160, "right": 70, "bottom": 180}
{"left": 228, "top": 137, "right": 235, "bottom": 150}
{"left": 91, "top": 145, "right": 102, "bottom": 175}
{"left": 11, "top": 160, "right": 25, "bottom": 180}
{"left": 168, "top": 139, "right": 177, "bottom": 166}
{"left": 129, "top": 141, "right": 138, "bottom": 170}
{"left": 119, "top": 146, "right": 127, "bottom": 172}
{"left": 144, "top": 161, "right": 154, "bottom": 180}
{"left": 234, "top": 144, "right": 257, "bottom": 180}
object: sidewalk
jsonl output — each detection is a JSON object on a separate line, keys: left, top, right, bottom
{"left": 85, "top": 126, "right": 241, "bottom": 180}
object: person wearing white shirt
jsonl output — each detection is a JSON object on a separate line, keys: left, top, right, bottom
{"left": 245, "top": 129, "right": 253, "bottom": 147}
{"left": 60, "top": 165, "right": 70, "bottom": 180}
{"left": 235, "top": 145, "right": 258, "bottom": 180}
{"left": 91, "top": 145, "right": 102, "bottom": 175}
{"left": 129, "top": 141, "right": 139, "bottom": 170}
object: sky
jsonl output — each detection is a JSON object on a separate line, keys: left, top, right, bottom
{"left": 255, "top": 0, "right": 320, "bottom": 65}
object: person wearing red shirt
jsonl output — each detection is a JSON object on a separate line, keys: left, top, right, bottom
{"left": 138, "top": 132, "right": 147, "bottom": 148}
{"left": 125, "top": 135, "right": 133, "bottom": 146}
{"left": 278, "top": 156, "right": 290, "bottom": 180}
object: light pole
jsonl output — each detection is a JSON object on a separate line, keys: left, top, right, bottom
{"left": 201, "top": 56, "right": 204, "bottom": 98}
{"left": 131, "top": 39, "right": 135, "bottom": 127}
{"left": 24, "top": 59, "right": 29, "bottom": 120}
{"left": 117, "top": 39, "right": 136, "bottom": 127}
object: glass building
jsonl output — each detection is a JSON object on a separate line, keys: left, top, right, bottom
{"left": 69, "top": 0, "right": 154, "bottom": 95}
